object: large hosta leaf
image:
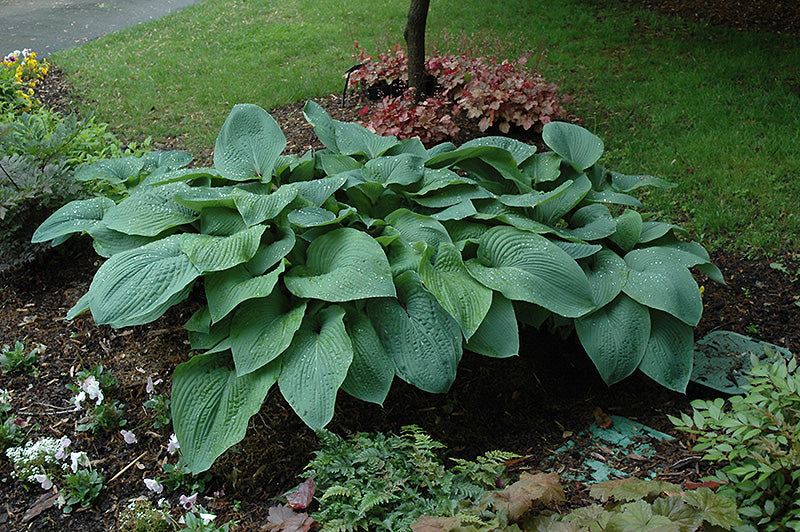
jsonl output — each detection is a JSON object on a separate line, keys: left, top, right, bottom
{"left": 284, "top": 227, "right": 395, "bottom": 302}
{"left": 303, "top": 101, "right": 339, "bottom": 152}
{"left": 542, "top": 122, "right": 604, "bottom": 170}
{"left": 565, "top": 204, "right": 616, "bottom": 241}
{"left": 74, "top": 157, "right": 144, "bottom": 184}
{"left": 465, "top": 226, "right": 594, "bottom": 318}
{"left": 575, "top": 294, "right": 651, "bottom": 385}
{"left": 214, "top": 103, "right": 287, "bottom": 181}
{"left": 533, "top": 175, "right": 592, "bottom": 225}
{"left": 245, "top": 225, "right": 295, "bottom": 275}
{"left": 290, "top": 175, "right": 348, "bottom": 207}
{"left": 581, "top": 249, "right": 628, "bottom": 309}
{"left": 87, "top": 223, "right": 167, "bottom": 257}
{"left": 278, "top": 306, "right": 354, "bottom": 429}
{"left": 460, "top": 136, "right": 537, "bottom": 165}
{"left": 367, "top": 271, "right": 462, "bottom": 394}
{"left": 174, "top": 185, "right": 237, "bottom": 210}
{"left": 465, "top": 293, "right": 519, "bottom": 358}
{"left": 341, "top": 311, "right": 394, "bottom": 405}
{"left": 609, "top": 209, "right": 643, "bottom": 252}
{"left": 87, "top": 234, "right": 200, "bottom": 327}
{"left": 419, "top": 243, "right": 492, "bottom": 339}
{"left": 205, "top": 261, "right": 285, "bottom": 323}
{"left": 623, "top": 248, "right": 702, "bottom": 326}
{"left": 182, "top": 225, "right": 265, "bottom": 273}
{"left": 362, "top": 153, "right": 425, "bottom": 186}
{"left": 232, "top": 186, "right": 298, "bottom": 226}
{"left": 172, "top": 351, "right": 278, "bottom": 473}
{"left": 335, "top": 121, "right": 399, "bottom": 158}
{"left": 386, "top": 208, "right": 453, "bottom": 249}
{"left": 229, "top": 292, "right": 306, "bottom": 376}
{"left": 32, "top": 197, "right": 115, "bottom": 243}
{"left": 104, "top": 182, "right": 199, "bottom": 237}
{"left": 639, "top": 310, "right": 694, "bottom": 392}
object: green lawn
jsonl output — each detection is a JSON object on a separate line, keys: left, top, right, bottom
{"left": 53, "top": 0, "right": 800, "bottom": 256}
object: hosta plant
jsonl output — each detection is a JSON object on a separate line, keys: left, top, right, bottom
{"left": 34, "top": 102, "right": 720, "bottom": 473}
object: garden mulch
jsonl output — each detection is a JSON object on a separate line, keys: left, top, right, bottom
{"left": 2, "top": 3, "right": 800, "bottom": 530}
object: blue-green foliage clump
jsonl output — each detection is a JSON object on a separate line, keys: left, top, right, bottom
{"left": 34, "top": 102, "right": 721, "bottom": 473}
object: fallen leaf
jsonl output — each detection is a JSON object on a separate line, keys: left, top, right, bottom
{"left": 263, "top": 505, "right": 316, "bottom": 532}
{"left": 684, "top": 480, "right": 725, "bottom": 490}
{"left": 593, "top": 407, "right": 614, "bottom": 429}
{"left": 22, "top": 492, "right": 58, "bottom": 523}
{"left": 285, "top": 476, "right": 316, "bottom": 509}
{"left": 411, "top": 515, "right": 461, "bottom": 532}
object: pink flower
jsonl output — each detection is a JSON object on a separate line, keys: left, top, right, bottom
{"left": 120, "top": 429, "right": 138, "bottom": 444}
{"left": 146, "top": 376, "right": 163, "bottom": 394}
{"left": 34, "top": 474, "right": 53, "bottom": 490}
{"left": 167, "top": 433, "right": 180, "bottom": 455}
{"left": 179, "top": 492, "right": 197, "bottom": 509}
{"left": 81, "top": 375, "right": 103, "bottom": 405}
{"left": 55, "top": 436, "right": 71, "bottom": 460}
{"left": 144, "top": 478, "right": 163, "bottom": 494}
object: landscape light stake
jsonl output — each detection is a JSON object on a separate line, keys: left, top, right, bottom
{"left": 0, "top": 161, "right": 21, "bottom": 191}
{"left": 342, "top": 63, "right": 366, "bottom": 107}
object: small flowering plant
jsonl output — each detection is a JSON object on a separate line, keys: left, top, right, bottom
{"left": 0, "top": 388, "right": 26, "bottom": 450}
{"left": 67, "top": 365, "right": 127, "bottom": 433}
{"left": 1, "top": 48, "right": 49, "bottom": 111}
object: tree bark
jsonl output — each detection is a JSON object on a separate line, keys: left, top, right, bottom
{"left": 404, "top": 0, "right": 430, "bottom": 102}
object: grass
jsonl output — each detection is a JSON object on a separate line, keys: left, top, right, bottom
{"left": 52, "top": 0, "right": 800, "bottom": 256}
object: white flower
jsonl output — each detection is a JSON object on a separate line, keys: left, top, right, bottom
{"left": 34, "top": 474, "right": 53, "bottom": 490}
{"left": 81, "top": 375, "right": 104, "bottom": 405}
{"left": 199, "top": 512, "right": 216, "bottom": 525}
{"left": 55, "top": 436, "right": 71, "bottom": 460}
{"left": 167, "top": 433, "right": 180, "bottom": 455}
{"left": 179, "top": 492, "right": 197, "bottom": 509}
{"left": 120, "top": 429, "right": 138, "bottom": 444}
{"left": 0, "top": 388, "right": 11, "bottom": 404}
{"left": 72, "top": 391, "right": 86, "bottom": 410}
{"left": 69, "top": 451, "right": 89, "bottom": 473}
{"left": 146, "top": 376, "right": 163, "bottom": 394}
{"left": 144, "top": 478, "right": 163, "bottom": 494}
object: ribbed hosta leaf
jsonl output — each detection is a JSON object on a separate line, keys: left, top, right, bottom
{"left": 520, "top": 152, "right": 561, "bottom": 183}
{"left": 575, "top": 294, "right": 651, "bottom": 385}
{"left": 104, "top": 182, "right": 199, "bottom": 237}
{"left": 609, "top": 210, "right": 643, "bottom": 252}
{"left": 88, "top": 223, "right": 167, "bottom": 257}
{"left": 362, "top": 154, "right": 424, "bottom": 186}
{"left": 419, "top": 243, "right": 492, "bottom": 339}
{"left": 341, "top": 311, "right": 394, "bottom": 405}
{"left": 542, "top": 122, "right": 604, "bottom": 170}
{"left": 565, "top": 204, "right": 616, "bottom": 241}
{"left": 582, "top": 249, "right": 628, "bottom": 308}
{"left": 552, "top": 241, "right": 603, "bottom": 260}
{"left": 287, "top": 206, "right": 355, "bottom": 227}
{"left": 465, "top": 293, "right": 519, "bottom": 358}
{"left": 334, "top": 121, "right": 399, "bottom": 158}
{"left": 278, "top": 306, "right": 353, "bottom": 429}
{"left": 172, "top": 351, "right": 278, "bottom": 473}
{"left": 87, "top": 234, "right": 200, "bottom": 327}
{"left": 199, "top": 207, "right": 247, "bottom": 236}
{"left": 465, "top": 226, "right": 594, "bottom": 318}
{"left": 533, "top": 175, "right": 592, "bottom": 225}
{"left": 32, "top": 197, "right": 115, "bottom": 243}
{"left": 386, "top": 209, "right": 453, "bottom": 249}
{"left": 214, "top": 103, "right": 286, "bottom": 181}
{"left": 639, "top": 310, "right": 694, "bottom": 392}
{"left": 74, "top": 157, "right": 144, "bottom": 184}
{"left": 245, "top": 226, "right": 295, "bottom": 275}
{"left": 229, "top": 292, "right": 307, "bottom": 376}
{"left": 182, "top": 225, "right": 265, "bottom": 273}
{"left": 290, "top": 175, "right": 348, "bottom": 207}
{"left": 205, "top": 262, "right": 285, "bottom": 323}
{"left": 414, "top": 167, "right": 474, "bottom": 195}
{"left": 610, "top": 171, "right": 675, "bottom": 192}
{"left": 232, "top": 186, "right": 298, "bottom": 226}
{"left": 285, "top": 227, "right": 395, "bottom": 302}
{"left": 303, "top": 100, "right": 339, "bottom": 152}
{"left": 174, "top": 186, "right": 236, "bottom": 210}
{"left": 623, "top": 248, "right": 702, "bottom": 326}
{"left": 413, "top": 184, "right": 494, "bottom": 208}
{"left": 431, "top": 200, "right": 477, "bottom": 221}
{"left": 460, "top": 136, "right": 537, "bottom": 165}
{"left": 367, "top": 271, "right": 462, "bottom": 394}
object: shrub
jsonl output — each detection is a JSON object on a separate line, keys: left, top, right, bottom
{"left": 349, "top": 45, "right": 569, "bottom": 142}
{"left": 34, "top": 102, "right": 720, "bottom": 474}
{"left": 670, "top": 353, "right": 800, "bottom": 531}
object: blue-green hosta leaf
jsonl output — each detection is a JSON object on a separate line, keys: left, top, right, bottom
{"left": 513, "top": 301, "right": 552, "bottom": 328}
{"left": 575, "top": 294, "right": 651, "bottom": 385}
{"left": 610, "top": 171, "right": 676, "bottom": 192}
{"left": 413, "top": 167, "right": 476, "bottom": 195}
{"left": 104, "top": 182, "right": 199, "bottom": 237}
{"left": 278, "top": 305, "right": 353, "bottom": 429}
{"left": 214, "top": 103, "right": 286, "bottom": 182}
{"left": 141, "top": 150, "right": 193, "bottom": 173}
{"left": 199, "top": 207, "right": 247, "bottom": 236}
{"left": 419, "top": 243, "right": 492, "bottom": 339}
{"left": 386, "top": 209, "right": 453, "bottom": 249}
{"left": 341, "top": 310, "right": 394, "bottom": 405}
{"left": 552, "top": 241, "right": 603, "bottom": 260}
{"left": 460, "top": 136, "right": 537, "bottom": 165}
{"left": 174, "top": 186, "right": 236, "bottom": 210}
{"left": 639, "top": 221, "right": 689, "bottom": 243}
{"left": 290, "top": 175, "right": 348, "bottom": 207}
{"left": 66, "top": 291, "right": 92, "bottom": 320}
{"left": 431, "top": 200, "right": 477, "bottom": 221}
{"left": 245, "top": 226, "right": 295, "bottom": 275}
{"left": 32, "top": 197, "right": 115, "bottom": 243}
{"left": 413, "top": 185, "right": 495, "bottom": 209}
{"left": 334, "top": 121, "right": 399, "bottom": 158}
{"left": 367, "top": 271, "right": 462, "bottom": 393}
{"left": 229, "top": 293, "right": 306, "bottom": 376}
{"left": 317, "top": 153, "right": 362, "bottom": 175}
{"left": 609, "top": 210, "right": 643, "bottom": 252}
{"left": 182, "top": 225, "right": 266, "bottom": 273}
{"left": 643, "top": 241, "right": 724, "bottom": 284}
{"left": 206, "top": 262, "right": 285, "bottom": 323}
{"left": 542, "top": 122, "right": 604, "bottom": 170}
{"left": 520, "top": 152, "right": 562, "bottom": 183}
{"left": 498, "top": 187, "right": 566, "bottom": 209}
{"left": 639, "top": 310, "right": 694, "bottom": 393}
{"left": 465, "top": 226, "right": 594, "bottom": 318}
{"left": 303, "top": 100, "right": 340, "bottom": 152}
{"left": 623, "top": 248, "right": 703, "bottom": 326}
{"left": 185, "top": 305, "right": 212, "bottom": 334}
{"left": 138, "top": 167, "right": 222, "bottom": 188}
{"left": 186, "top": 309, "right": 232, "bottom": 351}
{"left": 383, "top": 137, "right": 428, "bottom": 158}
{"left": 565, "top": 204, "right": 616, "bottom": 241}
{"left": 87, "top": 234, "right": 200, "bottom": 327}
{"left": 386, "top": 240, "right": 424, "bottom": 276}
{"left": 74, "top": 156, "right": 144, "bottom": 184}
{"left": 87, "top": 223, "right": 168, "bottom": 257}
{"left": 443, "top": 220, "right": 492, "bottom": 245}
{"left": 172, "top": 351, "right": 278, "bottom": 474}
{"left": 362, "top": 153, "right": 424, "bottom": 186}
{"left": 231, "top": 185, "right": 298, "bottom": 226}
{"left": 284, "top": 227, "right": 395, "bottom": 302}
{"left": 287, "top": 205, "right": 355, "bottom": 227}
{"left": 465, "top": 293, "right": 519, "bottom": 358}
{"left": 533, "top": 175, "right": 592, "bottom": 225}
{"left": 584, "top": 189, "right": 643, "bottom": 208}
{"left": 581, "top": 249, "right": 628, "bottom": 309}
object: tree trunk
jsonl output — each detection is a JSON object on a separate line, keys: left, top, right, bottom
{"left": 404, "top": 0, "right": 430, "bottom": 102}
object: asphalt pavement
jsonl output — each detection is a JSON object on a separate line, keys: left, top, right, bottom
{"left": 0, "top": 0, "right": 206, "bottom": 57}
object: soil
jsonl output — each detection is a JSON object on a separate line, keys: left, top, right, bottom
{"left": 2, "top": 5, "right": 800, "bottom": 531}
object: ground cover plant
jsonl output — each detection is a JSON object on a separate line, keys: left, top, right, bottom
{"left": 33, "top": 101, "right": 721, "bottom": 476}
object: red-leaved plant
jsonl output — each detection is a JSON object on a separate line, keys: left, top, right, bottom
{"left": 349, "top": 43, "right": 570, "bottom": 143}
